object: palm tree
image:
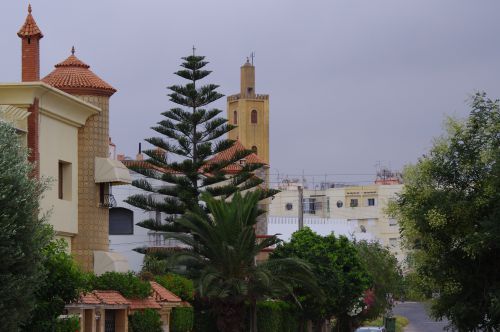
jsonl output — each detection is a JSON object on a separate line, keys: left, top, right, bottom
{"left": 164, "top": 191, "right": 320, "bottom": 332}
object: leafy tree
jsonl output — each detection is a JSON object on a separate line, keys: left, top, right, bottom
{"left": 155, "top": 273, "right": 194, "bottom": 301}
{"left": 271, "top": 228, "right": 371, "bottom": 331}
{"left": 165, "top": 191, "right": 317, "bottom": 332}
{"left": 0, "top": 122, "right": 52, "bottom": 330}
{"left": 390, "top": 92, "right": 500, "bottom": 331}
{"left": 125, "top": 53, "right": 275, "bottom": 234}
{"left": 22, "top": 240, "right": 88, "bottom": 331}
{"left": 129, "top": 309, "right": 163, "bottom": 332}
{"left": 92, "top": 271, "right": 151, "bottom": 299}
{"left": 355, "top": 241, "right": 403, "bottom": 321}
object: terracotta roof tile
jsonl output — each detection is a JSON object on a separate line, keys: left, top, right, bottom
{"left": 150, "top": 281, "right": 182, "bottom": 303}
{"left": 17, "top": 5, "right": 43, "bottom": 38}
{"left": 206, "top": 140, "right": 266, "bottom": 174}
{"left": 42, "top": 50, "right": 116, "bottom": 96}
{"left": 74, "top": 291, "right": 130, "bottom": 306}
{"left": 93, "top": 290, "right": 130, "bottom": 305}
{"left": 129, "top": 297, "right": 162, "bottom": 310}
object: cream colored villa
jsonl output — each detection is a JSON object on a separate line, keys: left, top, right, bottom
{"left": 269, "top": 177, "right": 406, "bottom": 263}
{"left": 0, "top": 6, "right": 131, "bottom": 273}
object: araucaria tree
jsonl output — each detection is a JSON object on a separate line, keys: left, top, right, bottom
{"left": 391, "top": 92, "right": 500, "bottom": 331}
{"left": 0, "top": 122, "right": 52, "bottom": 330}
{"left": 126, "top": 54, "right": 274, "bottom": 233}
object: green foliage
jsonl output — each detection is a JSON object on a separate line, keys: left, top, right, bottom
{"left": 271, "top": 227, "right": 370, "bottom": 326}
{"left": 355, "top": 241, "right": 404, "bottom": 320}
{"left": 193, "top": 309, "right": 218, "bottom": 332}
{"left": 256, "top": 300, "right": 298, "bottom": 332}
{"left": 23, "top": 240, "right": 88, "bottom": 331}
{"left": 391, "top": 92, "right": 500, "bottom": 331}
{"left": 55, "top": 315, "right": 80, "bottom": 332}
{"left": 125, "top": 53, "right": 275, "bottom": 235}
{"left": 155, "top": 273, "right": 194, "bottom": 301}
{"left": 129, "top": 309, "right": 163, "bottom": 332}
{"left": 0, "top": 122, "right": 53, "bottom": 330}
{"left": 364, "top": 315, "right": 409, "bottom": 332}
{"left": 165, "top": 191, "right": 317, "bottom": 332}
{"left": 92, "top": 271, "right": 151, "bottom": 299}
{"left": 142, "top": 255, "right": 169, "bottom": 275}
{"left": 171, "top": 306, "right": 194, "bottom": 332}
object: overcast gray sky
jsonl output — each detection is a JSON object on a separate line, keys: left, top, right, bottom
{"left": 2, "top": 0, "right": 500, "bottom": 186}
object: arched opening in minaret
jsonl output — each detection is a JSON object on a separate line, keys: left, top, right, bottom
{"left": 233, "top": 110, "right": 238, "bottom": 125}
{"left": 251, "top": 110, "right": 257, "bottom": 124}
{"left": 252, "top": 145, "right": 258, "bottom": 154}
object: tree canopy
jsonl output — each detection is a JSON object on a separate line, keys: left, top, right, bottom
{"left": 271, "top": 228, "right": 371, "bottom": 330}
{"left": 126, "top": 54, "right": 275, "bottom": 235}
{"left": 0, "top": 122, "right": 52, "bottom": 330}
{"left": 391, "top": 92, "right": 500, "bottom": 331}
{"left": 164, "top": 191, "right": 317, "bottom": 332}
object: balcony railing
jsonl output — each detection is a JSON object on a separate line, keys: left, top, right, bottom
{"left": 100, "top": 194, "right": 117, "bottom": 208}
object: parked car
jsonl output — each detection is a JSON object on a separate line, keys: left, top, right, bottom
{"left": 355, "top": 327, "right": 386, "bottom": 332}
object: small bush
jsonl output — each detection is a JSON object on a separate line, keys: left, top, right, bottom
{"left": 257, "top": 300, "right": 298, "bottom": 332}
{"left": 142, "top": 255, "right": 168, "bottom": 275}
{"left": 93, "top": 272, "right": 151, "bottom": 299}
{"left": 155, "top": 274, "right": 194, "bottom": 301}
{"left": 129, "top": 309, "right": 162, "bottom": 332}
{"left": 171, "top": 306, "right": 194, "bottom": 332}
{"left": 55, "top": 315, "right": 80, "bottom": 332}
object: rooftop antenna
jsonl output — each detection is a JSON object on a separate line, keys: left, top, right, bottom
{"left": 71, "top": 46, "right": 75, "bottom": 55}
{"left": 192, "top": 45, "right": 196, "bottom": 56}
{"left": 250, "top": 51, "right": 255, "bottom": 65}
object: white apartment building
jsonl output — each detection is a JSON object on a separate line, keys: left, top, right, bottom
{"left": 269, "top": 179, "right": 405, "bottom": 263}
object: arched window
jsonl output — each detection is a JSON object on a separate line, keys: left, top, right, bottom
{"left": 233, "top": 110, "right": 238, "bottom": 125}
{"left": 109, "top": 207, "right": 134, "bottom": 235}
{"left": 251, "top": 110, "right": 257, "bottom": 124}
{"left": 251, "top": 145, "right": 258, "bottom": 154}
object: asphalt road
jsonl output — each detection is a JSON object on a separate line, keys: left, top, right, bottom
{"left": 393, "top": 302, "right": 449, "bottom": 332}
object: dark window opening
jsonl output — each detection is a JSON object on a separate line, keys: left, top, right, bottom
{"left": 368, "top": 198, "right": 375, "bottom": 206}
{"left": 350, "top": 199, "right": 358, "bottom": 207}
{"left": 251, "top": 110, "right": 258, "bottom": 124}
{"left": 58, "top": 162, "right": 63, "bottom": 199}
{"left": 109, "top": 207, "right": 134, "bottom": 235}
{"left": 233, "top": 110, "right": 238, "bottom": 125}
{"left": 27, "top": 38, "right": 31, "bottom": 44}
{"left": 251, "top": 145, "right": 258, "bottom": 154}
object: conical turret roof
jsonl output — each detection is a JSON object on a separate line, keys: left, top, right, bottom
{"left": 17, "top": 5, "right": 43, "bottom": 38}
{"left": 42, "top": 48, "right": 116, "bottom": 96}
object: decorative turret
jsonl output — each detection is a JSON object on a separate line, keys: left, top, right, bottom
{"left": 42, "top": 47, "right": 116, "bottom": 96}
{"left": 18, "top": 4, "right": 43, "bottom": 81}
{"left": 240, "top": 58, "right": 255, "bottom": 98}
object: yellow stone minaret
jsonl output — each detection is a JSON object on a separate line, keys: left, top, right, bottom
{"left": 227, "top": 58, "right": 269, "bottom": 165}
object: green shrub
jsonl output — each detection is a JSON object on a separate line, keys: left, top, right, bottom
{"left": 256, "top": 300, "right": 298, "bottom": 332}
{"left": 155, "top": 274, "right": 194, "bottom": 301}
{"left": 129, "top": 309, "right": 162, "bottom": 332}
{"left": 142, "top": 255, "right": 168, "bottom": 275}
{"left": 193, "top": 309, "right": 218, "bottom": 332}
{"left": 55, "top": 315, "right": 80, "bottom": 332}
{"left": 93, "top": 272, "right": 151, "bottom": 299}
{"left": 171, "top": 306, "right": 194, "bottom": 332}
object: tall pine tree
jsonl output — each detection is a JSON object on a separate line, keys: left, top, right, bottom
{"left": 126, "top": 54, "right": 276, "bottom": 234}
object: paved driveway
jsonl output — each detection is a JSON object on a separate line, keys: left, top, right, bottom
{"left": 393, "top": 302, "right": 449, "bottom": 332}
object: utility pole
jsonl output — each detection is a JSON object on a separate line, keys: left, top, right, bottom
{"left": 298, "top": 185, "right": 304, "bottom": 230}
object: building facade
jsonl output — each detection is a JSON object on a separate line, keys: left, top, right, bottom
{"left": 269, "top": 181, "right": 406, "bottom": 263}
{"left": 0, "top": 6, "right": 131, "bottom": 273}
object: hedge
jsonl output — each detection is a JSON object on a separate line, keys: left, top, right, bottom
{"left": 129, "top": 309, "right": 162, "bottom": 332}
{"left": 92, "top": 272, "right": 151, "bottom": 299}
{"left": 171, "top": 306, "right": 194, "bottom": 332}
{"left": 155, "top": 274, "right": 194, "bottom": 301}
{"left": 257, "top": 300, "right": 299, "bottom": 332}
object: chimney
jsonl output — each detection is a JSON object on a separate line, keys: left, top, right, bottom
{"left": 18, "top": 5, "right": 44, "bottom": 82}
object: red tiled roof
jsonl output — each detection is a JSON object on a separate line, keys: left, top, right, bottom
{"left": 42, "top": 49, "right": 116, "bottom": 96}
{"left": 150, "top": 281, "right": 182, "bottom": 303}
{"left": 129, "top": 297, "right": 162, "bottom": 310}
{"left": 206, "top": 140, "right": 266, "bottom": 174}
{"left": 94, "top": 291, "right": 130, "bottom": 305}
{"left": 76, "top": 291, "right": 130, "bottom": 306}
{"left": 17, "top": 5, "right": 43, "bottom": 38}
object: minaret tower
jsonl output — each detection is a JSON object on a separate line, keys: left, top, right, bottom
{"left": 227, "top": 58, "right": 270, "bottom": 165}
